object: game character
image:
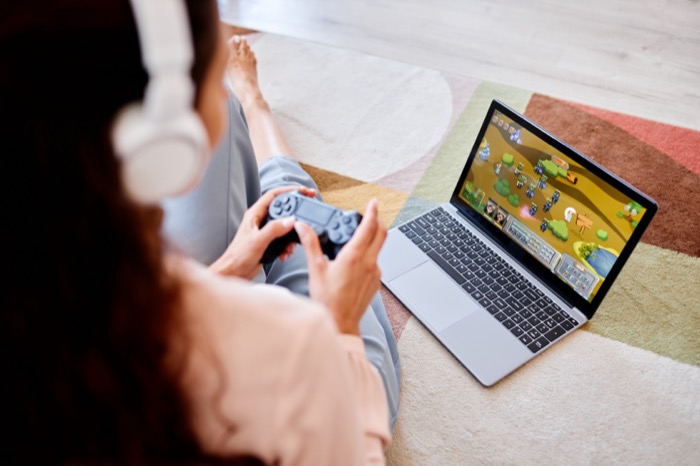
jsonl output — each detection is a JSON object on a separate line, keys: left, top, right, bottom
{"left": 495, "top": 162, "right": 502, "bottom": 175}
{"left": 552, "top": 189, "right": 561, "bottom": 204}
{"left": 617, "top": 201, "right": 643, "bottom": 228}
{"left": 510, "top": 128, "right": 521, "bottom": 143}
{"left": 540, "top": 218, "right": 549, "bottom": 232}
{"left": 534, "top": 160, "right": 544, "bottom": 175}
{"left": 495, "top": 210, "right": 507, "bottom": 227}
{"left": 514, "top": 162, "right": 524, "bottom": 176}
{"left": 478, "top": 140, "right": 490, "bottom": 161}
{"left": 526, "top": 183, "right": 536, "bottom": 198}
{"left": 543, "top": 198, "right": 552, "bottom": 212}
{"left": 516, "top": 175, "right": 526, "bottom": 189}
{"left": 484, "top": 200, "right": 497, "bottom": 218}
{"left": 538, "top": 175, "right": 548, "bottom": 189}
{"left": 564, "top": 207, "right": 577, "bottom": 222}
{"left": 529, "top": 203, "right": 538, "bottom": 216}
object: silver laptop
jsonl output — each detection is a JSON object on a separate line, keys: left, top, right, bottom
{"left": 378, "top": 100, "right": 658, "bottom": 386}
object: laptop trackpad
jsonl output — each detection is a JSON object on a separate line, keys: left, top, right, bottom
{"left": 389, "top": 261, "right": 478, "bottom": 333}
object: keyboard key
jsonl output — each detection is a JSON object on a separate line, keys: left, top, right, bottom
{"left": 561, "top": 320, "right": 574, "bottom": 331}
{"left": 503, "top": 319, "right": 516, "bottom": 329}
{"left": 527, "top": 337, "right": 550, "bottom": 353}
{"left": 523, "top": 289, "right": 539, "bottom": 301}
{"left": 511, "top": 327, "right": 524, "bottom": 338}
{"left": 505, "top": 297, "right": 524, "bottom": 312}
{"left": 493, "top": 312, "right": 507, "bottom": 322}
{"left": 544, "top": 326, "right": 566, "bottom": 342}
{"left": 519, "top": 334, "right": 533, "bottom": 345}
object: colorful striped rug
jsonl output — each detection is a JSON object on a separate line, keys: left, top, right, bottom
{"left": 252, "top": 33, "right": 700, "bottom": 465}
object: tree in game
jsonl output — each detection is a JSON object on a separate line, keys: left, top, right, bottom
{"left": 502, "top": 152, "right": 515, "bottom": 167}
{"left": 508, "top": 193, "right": 520, "bottom": 207}
{"left": 548, "top": 220, "right": 569, "bottom": 241}
{"left": 494, "top": 178, "right": 510, "bottom": 197}
{"left": 579, "top": 242, "right": 599, "bottom": 261}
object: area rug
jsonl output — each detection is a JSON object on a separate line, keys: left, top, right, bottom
{"left": 248, "top": 32, "right": 700, "bottom": 465}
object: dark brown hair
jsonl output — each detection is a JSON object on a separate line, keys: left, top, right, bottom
{"left": 0, "top": 1, "right": 254, "bottom": 464}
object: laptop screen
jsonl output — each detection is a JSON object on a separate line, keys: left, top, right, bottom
{"left": 454, "top": 103, "right": 655, "bottom": 307}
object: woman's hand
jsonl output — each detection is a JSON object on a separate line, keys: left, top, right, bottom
{"left": 296, "top": 198, "right": 387, "bottom": 336}
{"left": 210, "top": 186, "right": 317, "bottom": 280}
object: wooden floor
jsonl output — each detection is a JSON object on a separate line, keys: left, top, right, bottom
{"left": 220, "top": 0, "right": 700, "bottom": 131}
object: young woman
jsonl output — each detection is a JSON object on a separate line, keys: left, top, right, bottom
{"left": 1, "top": 0, "right": 398, "bottom": 464}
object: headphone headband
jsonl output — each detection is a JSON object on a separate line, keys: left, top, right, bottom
{"left": 130, "top": 0, "right": 194, "bottom": 117}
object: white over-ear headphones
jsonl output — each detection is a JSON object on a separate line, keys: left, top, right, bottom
{"left": 112, "top": 0, "right": 208, "bottom": 204}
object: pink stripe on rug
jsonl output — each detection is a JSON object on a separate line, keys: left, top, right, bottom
{"left": 568, "top": 102, "right": 700, "bottom": 176}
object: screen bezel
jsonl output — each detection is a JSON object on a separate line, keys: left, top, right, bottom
{"left": 450, "top": 99, "right": 658, "bottom": 319}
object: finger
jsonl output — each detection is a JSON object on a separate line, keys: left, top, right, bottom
{"left": 295, "top": 221, "right": 327, "bottom": 274}
{"left": 297, "top": 187, "right": 317, "bottom": 198}
{"left": 345, "top": 198, "right": 379, "bottom": 251}
{"left": 366, "top": 213, "right": 387, "bottom": 258}
{"left": 258, "top": 217, "right": 296, "bottom": 246}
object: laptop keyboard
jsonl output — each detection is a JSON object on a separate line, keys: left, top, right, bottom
{"left": 398, "top": 207, "right": 579, "bottom": 353}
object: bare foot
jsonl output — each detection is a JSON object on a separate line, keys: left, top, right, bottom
{"left": 226, "top": 36, "right": 267, "bottom": 111}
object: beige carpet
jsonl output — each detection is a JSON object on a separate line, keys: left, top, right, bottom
{"left": 248, "top": 32, "right": 700, "bottom": 465}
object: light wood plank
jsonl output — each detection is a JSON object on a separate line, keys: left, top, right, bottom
{"left": 220, "top": 0, "right": 700, "bottom": 130}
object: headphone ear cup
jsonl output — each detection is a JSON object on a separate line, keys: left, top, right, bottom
{"left": 112, "top": 104, "right": 208, "bottom": 204}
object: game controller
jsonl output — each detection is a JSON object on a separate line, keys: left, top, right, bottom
{"left": 260, "top": 191, "right": 363, "bottom": 264}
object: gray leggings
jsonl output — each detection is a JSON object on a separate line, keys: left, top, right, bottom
{"left": 162, "top": 91, "right": 400, "bottom": 430}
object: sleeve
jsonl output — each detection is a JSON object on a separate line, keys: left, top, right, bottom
{"left": 271, "top": 314, "right": 391, "bottom": 466}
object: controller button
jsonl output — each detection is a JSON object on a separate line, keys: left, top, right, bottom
{"left": 331, "top": 221, "right": 340, "bottom": 230}
{"left": 330, "top": 231, "right": 342, "bottom": 243}
{"left": 272, "top": 207, "right": 283, "bottom": 216}
{"left": 272, "top": 199, "right": 282, "bottom": 208}
{"left": 282, "top": 196, "right": 291, "bottom": 205}
{"left": 341, "top": 216, "right": 352, "bottom": 224}
{"left": 344, "top": 226, "right": 354, "bottom": 235}
{"left": 283, "top": 204, "right": 293, "bottom": 213}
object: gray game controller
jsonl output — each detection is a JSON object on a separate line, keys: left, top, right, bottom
{"left": 260, "top": 191, "right": 362, "bottom": 264}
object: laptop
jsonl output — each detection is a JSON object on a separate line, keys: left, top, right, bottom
{"left": 378, "top": 99, "right": 658, "bottom": 386}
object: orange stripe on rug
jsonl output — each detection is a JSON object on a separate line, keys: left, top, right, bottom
{"left": 567, "top": 101, "right": 700, "bottom": 176}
